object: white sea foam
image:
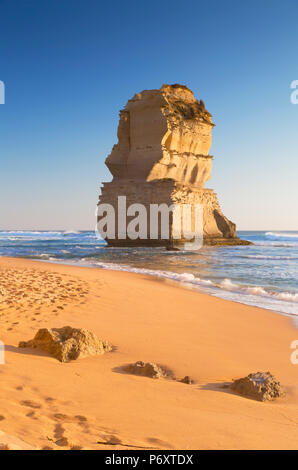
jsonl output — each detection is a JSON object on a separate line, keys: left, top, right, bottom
{"left": 63, "top": 230, "right": 80, "bottom": 235}
{"left": 254, "top": 241, "right": 298, "bottom": 247}
{"left": 91, "top": 262, "right": 298, "bottom": 310}
{"left": 240, "top": 254, "right": 298, "bottom": 260}
{"left": 39, "top": 253, "right": 52, "bottom": 259}
{"left": 220, "top": 279, "right": 238, "bottom": 290}
{"left": 0, "top": 231, "right": 62, "bottom": 235}
{"left": 265, "top": 231, "right": 298, "bottom": 240}
{"left": 276, "top": 292, "right": 298, "bottom": 302}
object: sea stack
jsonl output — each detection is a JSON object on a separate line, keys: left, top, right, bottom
{"left": 98, "top": 84, "right": 249, "bottom": 248}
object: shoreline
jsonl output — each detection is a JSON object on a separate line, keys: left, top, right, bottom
{"left": 5, "top": 254, "right": 298, "bottom": 323}
{"left": 0, "top": 256, "right": 298, "bottom": 449}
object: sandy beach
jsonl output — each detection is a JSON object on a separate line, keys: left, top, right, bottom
{"left": 0, "top": 255, "right": 298, "bottom": 450}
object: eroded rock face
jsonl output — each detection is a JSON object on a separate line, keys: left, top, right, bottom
{"left": 125, "top": 361, "right": 165, "bottom": 379}
{"left": 106, "top": 84, "right": 214, "bottom": 186}
{"left": 231, "top": 371, "right": 284, "bottom": 401}
{"left": 99, "top": 84, "right": 250, "bottom": 248}
{"left": 19, "top": 326, "right": 112, "bottom": 362}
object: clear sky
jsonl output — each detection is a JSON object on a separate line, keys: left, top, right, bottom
{"left": 0, "top": 0, "right": 297, "bottom": 230}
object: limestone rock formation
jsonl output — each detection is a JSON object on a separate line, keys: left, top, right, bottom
{"left": 98, "top": 84, "right": 250, "bottom": 248}
{"left": 19, "top": 326, "right": 112, "bottom": 362}
{"left": 230, "top": 371, "right": 284, "bottom": 401}
{"left": 125, "top": 361, "right": 165, "bottom": 379}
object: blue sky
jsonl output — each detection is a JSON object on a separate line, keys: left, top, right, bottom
{"left": 0, "top": 0, "right": 297, "bottom": 230}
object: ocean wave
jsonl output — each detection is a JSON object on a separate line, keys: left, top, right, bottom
{"left": 265, "top": 231, "right": 298, "bottom": 241}
{"left": 239, "top": 254, "right": 298, "bottom": 260}
{"left": 93, "top": 261, "right": 216, "bottom": 286}
{"left": 63, "top": 230, "right": 80, "bottom": 235}
{"left": 254, "top": 241, "right": 298, "bottom": 247}
{"left": 92, "top": 261, "right": 298, "bottom": 305}
{"left": 219, "top": 278, "right": 298, "bottom": 301}
{"left": 0, "top": 231, "right": 98, "bottom": 243}
{"left": 0, "top": 230, "right": 93, "bottom": 237}
{"left": 0, "top": 231, "right": 62, "bottom": 235}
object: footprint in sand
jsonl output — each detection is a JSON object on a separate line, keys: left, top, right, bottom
{"left": 52, "top": 413, "right": 88, "bottom": 425}
{"left": 97, "top": 434, "right": 154, "bottom": 449}
{"left": 146, "top": 437, "right": 174, "bottom": 449}
{"left": 51, "top": 422, "right": 83, "bottom": 449}
{"left": 20, "top": 400, "right": 42, "bottom": 409}
{"left": 0, "top": 268, "right": 89, "bottom": 324}
{"left": 44, "top": 397, "right": 55, "bottom": 403}
{"left": 26, "top": 411, "right": 38, "bottom": 420}
{"left": 74, "top": 415, "right": 87, "bottom": 423}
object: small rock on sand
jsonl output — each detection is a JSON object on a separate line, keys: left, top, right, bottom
{"left": 125, "top": 361, "right": 165, "bottom": 379}
{"left": 180, "top": 376, "right": 193, "bottom": 384}
{"left": 19, "top": 326, "right": 112, "bottom": 362}
{"left": 0, "top": 444, "right": 10, "bottom": 450}
{"left": 230, "top": 371, "right": 284, "bottom": 401}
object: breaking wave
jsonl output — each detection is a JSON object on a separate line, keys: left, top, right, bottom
{"left": 265, "top": 231, "right": 298, "bottom": 239}
{"left": 89, "top": 261, "right": 298, "bottom": 313}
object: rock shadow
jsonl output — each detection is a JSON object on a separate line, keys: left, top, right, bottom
{"left": 5, "top": 344, "right": 51, "bottom": 359}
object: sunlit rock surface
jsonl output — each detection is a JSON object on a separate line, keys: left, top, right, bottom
{"left": 99, "top": 84, "right": 250, "bottom": 248}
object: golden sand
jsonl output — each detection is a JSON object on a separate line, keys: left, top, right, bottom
{"left": 0, "top": 256, "right": 297, "bottom": 450}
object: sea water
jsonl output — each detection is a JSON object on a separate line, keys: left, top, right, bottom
{"left": 0, "top": 230, "right": 297, "bottom": 317}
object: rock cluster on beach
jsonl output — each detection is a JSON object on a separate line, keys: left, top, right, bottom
{"left": 98, "top": 83, "right": 250, "bottom": 248}
{"left": 19, "top": 326, "right": 112, "bottom": 362}
{"left": 125, "top": 361, "right": 194, "bottom": 384}
{"left": 125, "top": 361, "right": 166, "bottom": 379}
{"left": 231, "top": 371, "right": 284, "bottom": 401}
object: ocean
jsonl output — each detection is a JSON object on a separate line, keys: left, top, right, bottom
{"left": 0, "top": 230, "right": 297, "bottom": 317}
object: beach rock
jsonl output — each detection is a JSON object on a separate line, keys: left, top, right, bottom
{"left": 98, "top": 84, "right": 251, "bottom": 249}
{"left": 19, "top": 326, "right": 112, "bottom": 362}
{"left": 230, "top": 371, "right": 284, "bottom": 401}
{"left": 180, "top": 376, "right": 193, "bottom": 384}
{"left": 125, "top": 361, "right": 165, "bottom": 379}
{"left": 0, "top": 444, "right": 10, "bottom": 450}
